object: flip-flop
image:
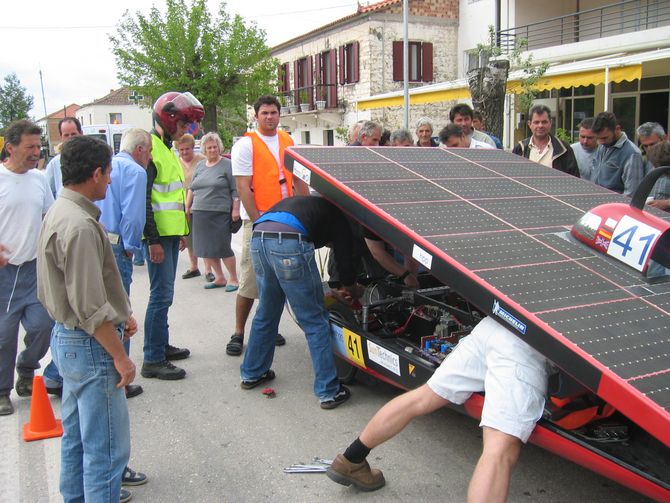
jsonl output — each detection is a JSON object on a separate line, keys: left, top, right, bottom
{"left": 225, "top": 284, "right": 239, "bottom": 292}
{"left": 204, "top": 283, "right": 226, "bottom": 289}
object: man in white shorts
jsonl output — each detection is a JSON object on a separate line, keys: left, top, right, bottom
{"left": 327, "top": 316, "right": 550, "bottom": 502}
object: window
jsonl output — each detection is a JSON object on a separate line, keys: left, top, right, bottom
{"left": 315, "top": 50, "right": 338, "bottom": 108}
{"left": 293, "top": 56, "right": 313, "bottom": 105}
{"left": 109, "top": 113, "right": 122, "bottom": 124}
{"left": 338, "top": 42, "right": 359, "bottom": 85}
{"left": 392, "top": 41, "right": 433, "bottom": 82}
{"left": 278, "top": 62, "right": 290, "bottom": 93}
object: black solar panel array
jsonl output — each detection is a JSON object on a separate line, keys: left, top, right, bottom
{"left": 287, "top": 146, "right": 670, "bottom": 425}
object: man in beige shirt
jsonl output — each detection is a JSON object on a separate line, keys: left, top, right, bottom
{"left": 37, "top": 135, "right": 137, "bottom": 503}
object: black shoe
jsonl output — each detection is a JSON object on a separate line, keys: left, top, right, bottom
{"left": 46, "top": 385, "right": 63, "bottom": 397}
{"left": 181, "top": 268, "right": 201, "bottom": 279}
{"left": 320, "top": 385, "right": 351, "bottom": 410}
{"left": 141, "top": 360, "right": 186, "bottom": 380}
{"left": 14, "top": 375, "right": 33, "bottom": 397}
{"left": 122, "top": 466, "right": 148, "bottom": 486}
{"left": 120, "top": 488, "right": 132, "bottom": 503}
{"left": 226, "top": 334, "right": 243, "bottom": 356}
{"left": 0, "top": 395, "right": 14, "bottom": 416}
{"left": 165, "top": 344, "right": 190, "bottom": 360}
{"left": 241, "top": 369, "right": 276, "bottom": 390}
{"left": 125, "top": 384, "right": 144, "bottom": 399}
{"left": 275, "top": 333, "right": 286, "bottom": 346}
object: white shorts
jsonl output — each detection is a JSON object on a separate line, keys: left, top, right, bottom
{"left": 427, "top": 317, "right": 549, "bottom": 442}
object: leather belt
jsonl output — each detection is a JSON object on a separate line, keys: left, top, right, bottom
{"left": 252, "top": 231, "right": 311, "bottom": 242}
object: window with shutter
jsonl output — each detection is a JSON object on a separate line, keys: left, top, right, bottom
{"left": 392, "top": 41, "right": 434, "bottom": 83}
{"left": 338, "top": 42, "right": 360, "bottom": 85}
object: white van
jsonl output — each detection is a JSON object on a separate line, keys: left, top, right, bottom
{"left": 83, "top": 124, "right": 134, "bottom": 154}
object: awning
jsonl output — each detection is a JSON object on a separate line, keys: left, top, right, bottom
{"left": 356, "top": 48, "right": 669, "bottom": 111}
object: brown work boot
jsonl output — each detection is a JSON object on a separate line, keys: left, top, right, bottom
{"left": 326, "top": 453, "right": 385, "bottom": 491}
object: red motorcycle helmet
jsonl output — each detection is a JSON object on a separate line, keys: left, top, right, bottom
{"left": 152, "top": 91, "right": 205, "bottom": 135}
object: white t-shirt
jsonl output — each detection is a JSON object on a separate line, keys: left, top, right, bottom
{"left": 470, "top": 137, "right": 495, "bottom": 149}
{"left": 231, "top": 131, "right": 292, "bottom": 220}
{"left": 0, "top": 165, "right": 54, "bottom": 264}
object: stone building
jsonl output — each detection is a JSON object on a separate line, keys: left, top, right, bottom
{"left": 270, "top": 0, "right": 460, "bottom": 145}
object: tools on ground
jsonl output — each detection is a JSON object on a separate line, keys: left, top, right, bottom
{"left": 283, "top": 457, "right": 333, "bottom": 473}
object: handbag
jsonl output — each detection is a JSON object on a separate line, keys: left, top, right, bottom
{"left": 230, "top": 218, "right": 243, "bottom": 234}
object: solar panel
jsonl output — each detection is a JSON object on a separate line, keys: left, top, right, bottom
{"left": 285, "top": 145, "right": 670, "bottom": 448}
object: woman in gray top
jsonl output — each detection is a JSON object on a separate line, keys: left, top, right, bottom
{"left": 186, "top": 132, "right": 240, "bottom": 291}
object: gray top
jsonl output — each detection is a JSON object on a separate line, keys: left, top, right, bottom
{"left": 589, "top": 132, "right": 646, "bottom": 196}
{"left": 190, "top": 157, "right": 238, "bottom": 212}
{"left": 570, "top": 142, "right": 597, "bottom": 180}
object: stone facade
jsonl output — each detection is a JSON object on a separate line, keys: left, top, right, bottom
{"left": 270, "top": 0, "right": 460, "bottom": 145}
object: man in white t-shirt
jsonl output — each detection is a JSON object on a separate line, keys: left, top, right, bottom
{"left": 0, "top": 120, "right": 55, "bottom": 415}
{"left": 227, "top": 96, "right": 309, "bottom": 356}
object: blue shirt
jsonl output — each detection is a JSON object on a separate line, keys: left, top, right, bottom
{"left": 95, "top": 152, "right": 148, "bottom": 254}
{"left": 45, "top": 154, "right": 63, "bottom": 198}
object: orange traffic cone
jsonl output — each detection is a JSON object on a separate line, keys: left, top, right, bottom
{"left": 23, "top": 375, "right": 63, "bottom": 442}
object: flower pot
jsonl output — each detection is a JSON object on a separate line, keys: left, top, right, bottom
{"left": 280, "top": 106, "right": 289, "bottom": 115}
{"left": 300, "top": 103, "right": 312, "bottom": 112}
{"left": 288, "top": 105, "right": 299, "bottom": 114}
{"left": 315, "top": 100, "right": 326, "bottom": 110}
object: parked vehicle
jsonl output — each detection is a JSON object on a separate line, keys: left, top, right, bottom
{"left": 83, "top": 124, "right": 133, "bottom": 154}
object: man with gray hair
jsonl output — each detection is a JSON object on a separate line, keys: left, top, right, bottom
{"left": 347, "top": 120, "right": 366, "bottom": 145}
{"left": 638, "top": 122, "right": 668, "bottom": 157}
{"left": 352, "top": 121, "right": 382, "bottom": 146}
{"left": 390, "top": 128, "right": 414, "bottom": 146}
{"left": 415, "top": 117, "right": 438, "bottom": 147}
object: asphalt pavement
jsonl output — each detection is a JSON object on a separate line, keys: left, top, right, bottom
{"left": 0, "top": 233, "right": 652, "bottom": 502}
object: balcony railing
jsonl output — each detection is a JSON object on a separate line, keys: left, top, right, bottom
{"left": 498, "top": 0, "right": 670, "bottom": 53}
{"left": 278, "top": 84, "right": 340, "bottom": 113}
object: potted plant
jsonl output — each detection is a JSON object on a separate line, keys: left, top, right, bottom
{"left": 299, "top": 89, "right": 312, "bottom": 112}
{"left": 314, "top": 74, "right": 326, "bottom": 110}
{"left": 288, "top": 94, "right": 299, "bottom": 115}
{"left": 278, "top": 94, "right": 289, "bottom": 115}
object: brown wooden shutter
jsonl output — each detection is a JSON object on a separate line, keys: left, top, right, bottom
{"left": 352, "top": 41, "right": 360, "bottom": 83}
{"left": 293, "top": 60, "right": 300, "bottom": 104}
{"left": 338, "top": 46, "right": 346, "bottom": 85}
{"left": 284, "top": 63, "right": 291, "bottom": 91}
{"left": 328, "top": 50, "right": 337, "bottom": 107}
{"left": 422, "top": 42, "right": 433, "bottom": 82}
{"left": 277, "top": 65, "right": 284, "bottom": 93}
{"left": 392, "top": 41, "right": 403, "bottom": 82}
{"left": 315, "top": 54, "right": 322, "bottom": 101}
{"left": 306, "top": 55, "right": 314, "bottom": 105}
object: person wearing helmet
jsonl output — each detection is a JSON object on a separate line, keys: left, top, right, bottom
{"left": 141, "top": 91, "right": 204, "bottom": 380}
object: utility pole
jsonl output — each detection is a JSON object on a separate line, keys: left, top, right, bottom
{"left": 403, "top": 0, "right": 409, "bottom": 130}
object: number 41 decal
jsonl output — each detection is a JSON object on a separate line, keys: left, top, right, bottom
{"left": 607, "top": 215, "right": 661, "bottom": 271}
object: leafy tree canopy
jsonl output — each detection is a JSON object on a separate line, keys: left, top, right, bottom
{"left": 0, "top": 73, "right": 34, "bottom": 133}
{"left": 110, "top": 0, "right": 277, "bottom": 145}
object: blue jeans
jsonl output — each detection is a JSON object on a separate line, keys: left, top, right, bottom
{"left": 43, "top": 244, "right": 134, "bottom": 387}
{"left": 144, "top": 236, "right": 180, "bottom": 363}
{"left": 52, "top": 323, "right": 130, "bottom": 503}
{"left": 0, "top": 260, "right": 53, "bottom": 395}
{"left": 133, "top": 246, "right": 146, "bottom": 265}
{"left": 241, "top": 235, "right": 340, "bottom": 401}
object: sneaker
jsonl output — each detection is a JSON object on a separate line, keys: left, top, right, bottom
{"left": 320, "top": 385, "right": 351, "bottom": 410}
{"left": 165, "top": 344, "right": 190, "bottom": 361}
{"left": 120, "top": 488, "right": 132, "bottom": 502}
{"left": 326, "top": 453, "right": 385, "bottom": 491}
{"left": 141, "top": 360, "right": 186, "bottom": 380}
{"left": 241, "top": 369, "right": 276, "bottom": 390}
{"left": 275, "top": 333, "right": 286, "bottom": 346}
{"left": 125, "top": 384, "right": 144, "bottom": 399}
{"left": 46, "top": 385, "right": 63, "bottom": 397}
{"left": 0, "top": 395, "right": 14, "bottom": 416}
{"left": 122, "top": 466, "right": 148, "bottom": 486}
{"left": 14, "top": 375, "right": 33, "bottom": 397}
{"left": 181, "top": 269, "right": 200, "bottom": 279}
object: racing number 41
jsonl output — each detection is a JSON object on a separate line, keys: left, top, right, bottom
{"left": 343, "top": 328, "right": 366, "bottom": 368}
{"left": 607, "top": 215, "right": 661, "bottom": 271}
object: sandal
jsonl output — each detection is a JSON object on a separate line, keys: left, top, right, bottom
{"left": 241, "top": 369, "right": 276, "bottom": 390}
{"left": 122, "top": 466, "right": 148, "bottom": 486}
{"left": 226, "top": 334, "right": 243, "bottom": 356}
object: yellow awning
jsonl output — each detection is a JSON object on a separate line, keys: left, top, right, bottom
{"left": 356, "top": 64, "right": 643, "bottom": 111}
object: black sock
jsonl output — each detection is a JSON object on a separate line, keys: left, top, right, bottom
{"left": 343, "top": 437, "right": 371, "bottom": 464}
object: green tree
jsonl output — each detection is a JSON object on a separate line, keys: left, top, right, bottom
{"left": 0, "top": 73, "right": 34, "bottom": 132}
{"left": 109, "top": 0, "right": 276, "bottom": 145}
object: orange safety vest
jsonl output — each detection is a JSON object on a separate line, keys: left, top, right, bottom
{"left": 245, "top": 130, "right": 294, "bottom": 212}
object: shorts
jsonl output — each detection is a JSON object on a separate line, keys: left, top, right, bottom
{"left": 427, "top": 317, "right": 549, "bottom": 443}
{"left": 238, "top": 220, "right": 258, "bottom": 299}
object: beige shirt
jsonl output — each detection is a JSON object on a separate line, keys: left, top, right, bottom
{"left": 180, "top": 153, "right": 206, "bottom": 189}
{"left": 37, "top": 188, "right": 131, "bottom": 335}
{"left": 529, "top": 138, "right": 554, "bottom": 168}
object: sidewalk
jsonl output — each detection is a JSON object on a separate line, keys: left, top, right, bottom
{"left": 0, "top": 233, "right": 649, "bottom": 502}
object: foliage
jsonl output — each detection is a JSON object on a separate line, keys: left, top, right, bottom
{"left": 335, "top": 126, "right": 349, "bottom": 144}
{"left": 0, "top": 73, "right": 34, "bottom": 133}
{"left": 109, "top": 0, "right": 277, "bottom": 145}
{"left": 555, "top": 127, "right": 572, "bottom": 144}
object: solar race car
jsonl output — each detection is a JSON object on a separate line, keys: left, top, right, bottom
{"left": 284, "top": 146, "right": 670, "bottom": 502}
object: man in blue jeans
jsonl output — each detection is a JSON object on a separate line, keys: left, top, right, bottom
{"left": 240, "top": 196, "right": 360, "bottom": 409}
{"left": 37, "top": 135, "right": 137, "bottom": 503}
{"left": 141, "top": 92, "right": 204, "bottom": 380}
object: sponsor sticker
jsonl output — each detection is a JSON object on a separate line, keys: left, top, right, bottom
{"left": 607, "top": 215, "right": 661, "bottom": 271}
{"left": 492, "top": 300, "right": 527, "bottom": 334}
{"left": 367, "top": 340, "right": 400, "bottom": 376}
{"left": 412, "top": 244, "right": 433, "bottom": 269}
{"left": 292, "top": 162, "right": 311, "bottom": 185}
{"left": 604, "top": 217, "right": 618, "bottom": 230}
